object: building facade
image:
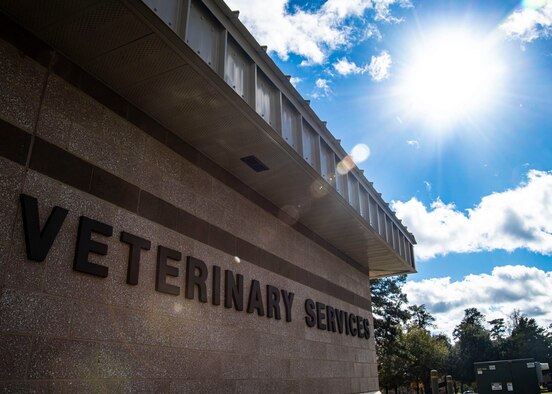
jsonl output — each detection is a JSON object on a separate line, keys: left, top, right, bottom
{"left": 0, "top": 0, "right": 416, "bottom": 392}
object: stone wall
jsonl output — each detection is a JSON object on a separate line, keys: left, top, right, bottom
{"left": 0, "top": 29, "right": 378, "bottom": 393}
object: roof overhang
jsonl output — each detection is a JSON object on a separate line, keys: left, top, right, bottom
{"left": 0, "top": 0, "right": 416, "bottom": 278}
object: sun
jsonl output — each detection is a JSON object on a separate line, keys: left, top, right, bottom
{"left": 398, "top": 28, "right": 505, "bottom": 127}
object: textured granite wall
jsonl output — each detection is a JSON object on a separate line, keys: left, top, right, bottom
{"left": 0, "top": 32, "right": 378, "bottom": 393}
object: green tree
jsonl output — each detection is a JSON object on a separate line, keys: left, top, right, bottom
{"left": 409, "top": 304, "right": 436, "bottom": 331}
{"left": 378, "top": 328, "right": 410, "bottom": 393}
{"left": 488, "top": 318, "right": 508, "bottom": 360}
{"left": 404, "top": 327, "right": 450, "bottom": 394}
{"left": 371, "top": 275, "right": 412, "bottom": 393}
{"left": 488, "top": 318, "right": 506, "bottom": 341}
{"left": 507, "top": 309, "right": 524, "bottom": 333}
{"left": 505, "top": 314, "right": 552, "bottom": 362}
{"left": 452, "top": 308, "right": 493, "bottom": 385}
{"left": 371, "top": 275, "right": 411, "bottom": 351}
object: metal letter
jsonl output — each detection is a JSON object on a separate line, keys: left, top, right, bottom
{"left": 266, "top": 285, "right": 281, "bottom": 320}
{"left": 316, "top": 302, "right": 326, "bottom": 330}
{"left": 212, "top": 265, "right": 221, "bottom": 306}
{"left": 336, "top": 309, "right": 345, "bottom": 334}
{"left": 281, "top": 289, "right": 294, "bottom": 322}
{"left": 363, "top": 318, "right": 371, "bottom": 339}
{"left": 224, "top": 269, "right": 244, "bottom": 311}
{"left": 20, "top": 194, "right": 68, "bottom": 262}
{"left": 348, "top": 313, "right": 357, "bottom": 336}
{"left": 185, "top": 256, "right": 207, "bottom": 302}
{"left": 74, "top": 216, "right": 112, "bottom": 277}
{"left": 356, "top": 315, "right": 363, "bottom": 338}
{"left": 305, "top": 299, "right": 316, "bottom": 327}
{"left": 120, "top": 231, "right": 150, "bottom": 285}
{"left": 326, "top": 305, "right": 336, "bottom": 332}
{"left": 344, "top": 311, "right": 350, "bottom": 335}
{"left": 247, "top": 279, "right": 265, "bottom": 316}
{"left": 156, "top": 245, "right": 181, "bottom": 295}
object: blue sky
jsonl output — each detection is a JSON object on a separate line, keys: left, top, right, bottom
{"left": 225, "top": 0, "right": 552, "bottom": 335}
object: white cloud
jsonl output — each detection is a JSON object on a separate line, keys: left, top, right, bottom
{"left": 364, "top": 23, "right": 383, "bottom": 41}
{"left": 368, "top": 50, "right": 392, "bottom": 81}
{"left": 322, "top": 0, "right": 373, "bottom": 18}
{"left": 316, "top": 78, "right": 330, "bottom": 89}
{"left": 311, "top": 78, "right": 332, "bottom": 99}
{"left": 374, "top": 0, "right": 411, "bottom": 22}
{"left": 406, "top": 139, "right": 419, "bottom": 149}
{"left": 289, "top": 76, "right": 302, "bottom": 87}
{"left": 225, "top": 0, "right": 410, "bottom": 64}
{"left": 333, "top": 57, "right": 368, "bottom": 75}
{"left": 404, "top": 265, "right": 552, "bottom": 338}
{"left": 500, "top": 1, "right": 552, "bottom": 43}
{"left": 392, "top": 170, "right": 552, "bottom": 261}
{"left": 423, "top": 181, "right": 431, "bottom": 191}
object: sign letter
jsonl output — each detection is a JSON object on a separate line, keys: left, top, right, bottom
{"left": 185, "top": 256, "right": 207, "bottom": 302}
{"left": 120, "top": 231, "right": 150, "bottom": 285}
{"left": 156, "top": 245, "right": 181, "bottom": 295}
{"left": 20, "top": 194, "right": 68, "bottom": 262}
{"left": 74, "top": 216, "right": 112, "bottom": 277}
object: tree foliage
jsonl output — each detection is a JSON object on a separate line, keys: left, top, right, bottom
{"left": 371, "top": 275, "right": 411, "bottom": 391}
{"left": 451, "top": 308, "right": 493, "bottom": 383}
{"left": 488, "top": 318, "right": 506, "bottom": 340}
{"left": 371, "top": 278, "right": 552, "bottom": 393}
{"left": 505, "top": 313, "right": 552, "bottom": 362}
{"left": 408, "top": 304, "right": 435, "bottom": 331}
{"left": 404, "top": 327, "right": 450, "bottom": 393}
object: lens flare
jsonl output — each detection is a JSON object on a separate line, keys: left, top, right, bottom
{"left": 310, "top": 180, "right": 329, "bottom": 198}
{"left": 351, "top": 144, "right": 371, "bottom": 163}
{"left": 279, "top": 204, "right": 300, "bottom": 225}
{"left": 337, "top": 156, "right": 356, "bottom": 175}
